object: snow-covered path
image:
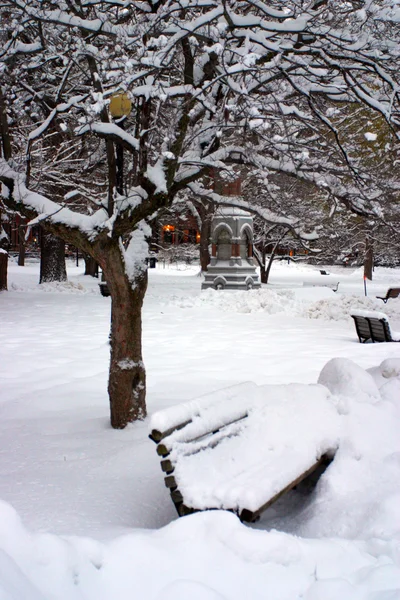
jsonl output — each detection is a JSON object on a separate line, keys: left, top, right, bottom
{"left": 1, "top": 260, "right": 398, "bottom": 535}
{"left": 1, "top": 259, "right": 400, "bottom": 599}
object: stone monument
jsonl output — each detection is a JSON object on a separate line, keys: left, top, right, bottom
{"left": 202, "top": 208, "right": 261, "bottom": 290}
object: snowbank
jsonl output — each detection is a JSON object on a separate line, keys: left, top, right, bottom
{"left": 165, "top": 285, "right": 400, "bottom": 324}
{"left": 166, "top": 287, "right": 301, "bottom": 314}
{"left": 1, "top": 503, "right": 400, "bottom": 600}
{"left": 1, "top": 358, "right": 400, "bottom": 599}
{"left": 1, "top": 263, "right": 400, "bottom": 599}
{"left": 9, "top": 280, "right": 98, "bottom": 295}
{"left": 303, "top": 295, "right": 400, "bottom": 322}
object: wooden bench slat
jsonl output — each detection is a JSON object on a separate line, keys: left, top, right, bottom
{"left": 369, "top": 321, "right": 389, "bottom": 342}
{"left": 149, "top": 419, "right": 192, "bottom": 443}
{"left": 352, "top": 316, "right": 372, "bottom": 343}
{"left": 155, "top": 412, "right": 248, "bottom": 458}
{"left": 169, "top": 453, "right": 335, "bottom": 523}
{"left": 161, "top": 459, "right": 174, "bottom": 473}
{"left": 170, "top": 489, "right": 184, "bottom": 503}
{"left": 178, "top": 504, "right": 196, "bottom": 517}
{"left": 239, "top": 454, "right": 333, "bottom": 522}
{"left": 164, "top": 475, "right": 177, "bottom": 489}
{"left": 157, "top": 443, "right": 172, "bottom": 457}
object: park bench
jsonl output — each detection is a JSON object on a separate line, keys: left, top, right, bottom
{"left": 376, "top": 287, "right": 400, "bottom": 303}
{"left": 99, "top": 280, "right": 110, "bottom": 297}
{"left": 351, "top": 310, "right": 400, "bottom": 343}
{"left": 149, "top": 382, "right": 337, "bottom": 523}
{"left": 303, "top": 281, "right": 340, "bottom": 292}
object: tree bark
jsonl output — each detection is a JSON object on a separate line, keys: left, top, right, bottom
{"left": 199, "top": 216, "right": 211, "bottom": 272}
{"left": 18, "top": 222, "right": 26, "bottom": 266}
{"left": 198, "top": 201, "right": 213, "bottom": 272}
{"left": 0, "top": 86, "right": 12, "bottom": 161}
{"left": 40, "top": 229, "right": 67, "bottom": 283}
{"left": 256, "top": 235, "right": 284, "bottom": 284}
{"left": 364, "top": 235, "right": 374, "bottom": 281}
{"left": 0, "top": 250, "right": 7, "bottom": 291}
{"left": 264, "top": 252, "right": 276, "bottom": 284}
{"left": 253, "top": 246, "right": 266, "bottom": 283}
{"left": 260, "top": 265, "right": 267, "bottom": 284}
{"left": 102, "top": 244, "right": 148, "bottom": 428}
{"left": 0, "top": 86, "right": 12, "bottom": 289}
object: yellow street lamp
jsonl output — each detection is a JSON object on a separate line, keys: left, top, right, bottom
{"left": 109, "top": 93, "right": 132, "bottom": 195}
{"left": 109, "top": 93, "right": 132, "bottom": 119}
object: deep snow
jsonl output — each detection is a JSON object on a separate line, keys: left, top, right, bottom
{"left": 1, "top": 258, "right": 400, "bottom": 599}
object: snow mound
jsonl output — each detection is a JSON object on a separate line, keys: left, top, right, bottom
{"left": 0, "top": 502, "right": 400, "bottom": 600}
{"left": 379, "top": 358, "right": 400, "bottom": 379}
{"left": 10, "top": 280, "right": 97, "bottom": 295}
{"left": 303, "top": 294, "right": 400, "bottom": 322}
{"left": 165, "top": 287, "right": 400, "bottom": 323}
{"left": 1, "top": 356, "right": 400, "bottom": 599}
{"left": 166, "top": 287, "right": 299, "bottom": 314}
{"left": 367, "top": 358, "right": 400, "bottom": 402}
{"left": 296, "top": 358, "right": 400, "bottom": 541}
{"left": 155, "top": 580, "right": 227, "bottom": 600}
{"left": 318, "top": 358, "right": 381, "bottom": 403}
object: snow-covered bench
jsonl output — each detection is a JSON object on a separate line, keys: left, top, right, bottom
{"left": 302, "top": 281, "right": 339, "bottom": 292}
{"left": 149, "top": 382, "right": 338, "bottom": 522}
{"left": 351, "top": 310, "right": 400, "bottom": 344}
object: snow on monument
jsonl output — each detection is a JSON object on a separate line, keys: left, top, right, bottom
{"left": 202, "top": 208, "right": 261, "bottom": 290}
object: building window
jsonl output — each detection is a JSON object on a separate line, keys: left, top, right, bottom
{"left": 163, "top": 225, "right": 175, "bottom": 244}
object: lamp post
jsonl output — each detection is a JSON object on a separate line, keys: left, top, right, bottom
{"left": 109, "top": 93, "right": 132, "bottom": 195}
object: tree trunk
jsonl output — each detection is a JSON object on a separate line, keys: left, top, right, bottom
{"left": 253, "top": 246, "right": 267, "bottom": 283}
{"left": 40, "top": 229, "right": 67, "bottom": 283}
{"left": 0, "top": 85, "right": 11, "bottom": 290}
{"left": 364, "top": 235, "right": 373, "bottom": 281}
{"left": 83, "top": 253, "right": 99, "bottom": 277}
{"left": 198, "top": 202, "right": 213, "bottom": 273}
{"left": 102, "top": 244, "right": 148, "bottom": 428}
{"left": 0, "top": 250, "right": 7, "bottom": 291}
{"left": 260, "top": 265, "right": 267, "bottom": 284}
{"left": 264, "top": 252, "right": 276, "bottom": 284}
{"left": 263, "top": 230, "right": 289, "bottom": 284}
{"left": 0, "top": 85, "right": 12, "bottom": 161}
{"left": 199, "top": 216, "right": 211, "bottom": 272}
{"left": 18, "top": 222, "right": 26, "bottom": 266}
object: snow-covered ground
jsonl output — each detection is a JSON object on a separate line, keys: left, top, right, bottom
{"left": 1, "top": 258, "right": 400, "bottom": 599}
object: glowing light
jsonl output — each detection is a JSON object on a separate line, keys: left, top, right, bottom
{"left": 109, "top": 93, "right": 132, "bottom": 118}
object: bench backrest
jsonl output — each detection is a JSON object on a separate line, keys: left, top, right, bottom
{"left": 351, "top": 314, "right": 392, "bottom": 343}
{"left": 368, "top": 317, "right": 391, "bottom": 342}
{"left": 352, "top": 315, "right": 372, "bottom": 342}
{"left": 387, "top": 288, "right": 400, "bottom": 299}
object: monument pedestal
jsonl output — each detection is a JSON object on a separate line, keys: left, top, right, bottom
{"left": 202, "top": 208, "right": 260, "bottom": 291}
